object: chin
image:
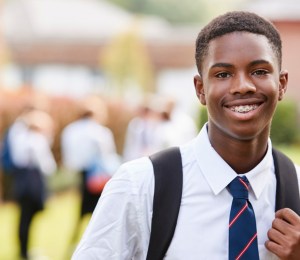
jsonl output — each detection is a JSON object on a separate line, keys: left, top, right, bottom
{"left": 228, "top": 126, "right": 268, "bottom": 142}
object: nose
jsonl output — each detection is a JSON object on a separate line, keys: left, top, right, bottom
{"left": 230, "top": 74, "right": 256, "bottom": 95}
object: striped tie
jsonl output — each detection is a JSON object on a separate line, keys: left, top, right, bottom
{"left": 228, "top": 176, "right": 259, "bottom": 260}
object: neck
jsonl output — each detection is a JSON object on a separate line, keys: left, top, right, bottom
{"left": 208, "top": 127, "right": 269, "bottom": 174}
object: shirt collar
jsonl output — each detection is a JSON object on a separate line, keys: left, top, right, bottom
{"left": 192, "top": 123, "right": 273, "bottom": 199}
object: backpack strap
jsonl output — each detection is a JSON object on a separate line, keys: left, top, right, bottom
{"left": 147, "top": 147, "right": 183, "bottom": 260}
{"left": 272, "top": 148, "right": 300, "bottom": 215}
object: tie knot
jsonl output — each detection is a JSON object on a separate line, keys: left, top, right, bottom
{"left": 228, "top": 176, "right": 249, "bottom": 199}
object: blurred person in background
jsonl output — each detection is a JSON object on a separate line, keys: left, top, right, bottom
{"left": 61, "top": 95, "right": 120, "bottom": 245}
{"left": 9, "top": 108, "right": 57, "bottom": 259}
{"left": 123, "top": 94, "right": 197, "bottom": 161}
{"left": 0, "top": 105, "right": 35, "bottom": 199}
{"left": 154, "top": 95, "right": 198, "bottom": 149}
{"left": 122, "top": 95, "right": 163, "bottom": 161}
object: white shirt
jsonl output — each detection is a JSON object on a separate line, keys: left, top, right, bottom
{"left": 72, "top": 125, "right": 300, "bottom": 260}
{"left": 123, "top": 116, "right": 159, "bottom": 161}
{"left": 123, "top": 109, "right": 197, "bottom": 162}
{"left": 10, "top": 122, "right": 57, "bottom": 176}
{"left": 61, "top": 118, "right": 120, "bottom": 173}
{"left": 156, "top": 109, "right": 198, "bottom": 150}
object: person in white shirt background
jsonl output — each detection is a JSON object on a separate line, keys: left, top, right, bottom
{"left": 9, "top": 107, "right": 57, "bottom": 259}
{"left": 122, "top": 95, "right": 162, "bottom": 162}
{"left": 61, "top": 95, "right": 121, "bottom": 247}
{"left": 153, "top": 95, "right": 198, "bottom": 151}
{"left": 123, "top": 94, "right": 197, "bottom": 161}
{"left": 72, "top": 11, "right": 300, "bottom": 260}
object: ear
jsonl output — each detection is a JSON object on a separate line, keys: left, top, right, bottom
{"left": 278, "top": 70, "right": 288, "bottom": 101}
{"left": 194, "top": 74, "right": 206, "bottom": 105}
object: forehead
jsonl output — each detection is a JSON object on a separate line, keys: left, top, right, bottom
{"left": 203, "top": 32, "right": 279, "bottom": 70}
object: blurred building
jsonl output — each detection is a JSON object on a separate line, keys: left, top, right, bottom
{"left": 0, "top": 0, "right": 299, "bottom": 107}
{"left": 0, "top": 0, "right": 197, "bottom": 101}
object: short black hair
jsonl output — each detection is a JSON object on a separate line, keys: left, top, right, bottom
{"left": 195, "top": 11, "right": 282, "bottom": 73}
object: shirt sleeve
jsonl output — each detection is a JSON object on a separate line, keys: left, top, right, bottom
{"left": 72, "top": 157, "right": 154, "bottom": 260}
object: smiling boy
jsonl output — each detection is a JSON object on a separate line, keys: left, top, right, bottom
{"left": 72, "top": 11, "right": 300, "bottom": 260}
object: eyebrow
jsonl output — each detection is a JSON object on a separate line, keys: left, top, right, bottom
{"left": 210, "top": 63, "right": 233, "bottom": 69}
{"left": 210, "top": 59, "right": 272, "bottom": 70}
{"left": 249, "top": 59, "right": 272, "bottom": 67}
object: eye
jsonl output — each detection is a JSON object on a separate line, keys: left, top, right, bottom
{"left": 252, "top": 69, "right": 268, "bottom": 76}
{"left": 215, "top": 72, "right": 231, "bottom": 78}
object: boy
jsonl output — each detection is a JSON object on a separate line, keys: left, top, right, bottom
{"left": 72, "top": 11, "right": 300, "bottom": 259}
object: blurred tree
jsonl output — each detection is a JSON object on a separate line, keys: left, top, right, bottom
{"left": 271, "top": 99, "right": 300, "bottom": 145}
{"left": 197, "top": 105, "right": 208, "bottom": 131}
{"left": 107, "top": 0, "right": 250, "bottom": 25}
{"left": 100, "top": 20, "right": 155, "bottom": 95}
{"left": 107, "top": 0, "right": 208, "bottom": 24}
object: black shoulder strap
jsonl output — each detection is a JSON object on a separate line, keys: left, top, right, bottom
{"left": 273, "top": 148, "right": 300, "bottom": 215}
{"left": 147, "top": 147, "right": 183, "bottom": 260}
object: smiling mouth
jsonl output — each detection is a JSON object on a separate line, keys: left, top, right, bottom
{"left": 229, "top": 104, "right": 259, "bottom": 113}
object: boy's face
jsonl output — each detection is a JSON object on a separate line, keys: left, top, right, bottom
{"left": 194, "top": 32, "right": 288, "bottom": 141}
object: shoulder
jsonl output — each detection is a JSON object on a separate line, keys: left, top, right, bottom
{"left": 103, "top": 156, "right": 155, "bottom": 197}
{"left": 97, "top": 124, "right": 114, "bottom": 135}
{"left": 116, "top": 157, "right": 154, "bottom": 179}
{"left": 85, "top": 121, "right": 112, "bottom": 135}
{"left": 61, "top": 120, "right": 82, "bottom": 135}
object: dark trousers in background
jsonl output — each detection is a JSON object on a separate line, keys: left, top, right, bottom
{"left": 18, "top": 196, "right": 41, "bottom": 258}
{"left": 14, "top": 168, "right": 45, "bottom": 259}
{"left": 80, "top": 169, "right": 102, "bottom": 216}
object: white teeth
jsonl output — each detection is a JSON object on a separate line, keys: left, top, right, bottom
{"left": 230, "top": 104, "right": 258, "bottom": 113}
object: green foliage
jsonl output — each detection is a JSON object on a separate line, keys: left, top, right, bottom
{"left": 197, "top": 105, "right": 208, "bottom": 130}
{"left": 271, "top": 100, "right": 300, "bottom": 145}
{"left": 101, "top": 25, "right": 155, "bottom": 93}
{"left": 107, "top": 0, "right": 208, "bottom": 24}
{"left": 274, "top": 144, "right": 300, "bottom": 165}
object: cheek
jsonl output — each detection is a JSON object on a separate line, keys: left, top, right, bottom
{"left": 205, "top": 85, "right": 224, "bottom": 105}
{"left": 205, "top": 91, "right": 223, "bottom": 119}
{"left": 265, "top": 82, "right": 280, "bottom": 102}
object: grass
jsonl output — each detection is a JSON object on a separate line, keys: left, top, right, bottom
{"left": 0, "top": 189, "right": 91, "bottom": 260}
{"left": 274, "top": 144, "right": 300, "bottom": 165}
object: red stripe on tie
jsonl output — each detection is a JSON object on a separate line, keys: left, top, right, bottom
{"left": 239, "top": 178, "right": 249, "bottom": 190}
{"left": 229, "top": 201, "right": 248, "bottom": 228}
{"left": 236, "top": 233, "right": 258, "bottom": 260}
